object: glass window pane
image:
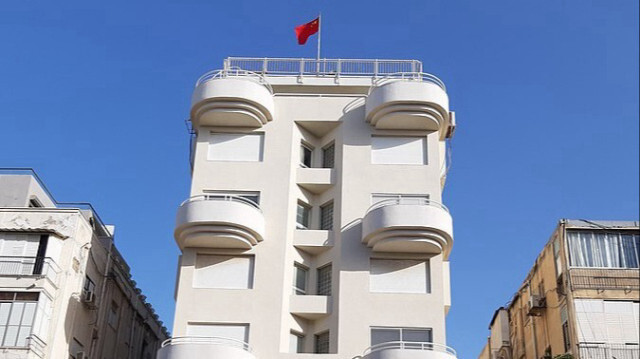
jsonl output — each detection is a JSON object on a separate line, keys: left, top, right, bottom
{"left": 293, "top": 265, "right": 307, "bottom": 295}
{"left": 16, "top": 326, "right": 32, "bottom": 347}
{"left": 21, "top": 303, "right": 36, "bottom": 326}
{"left": 4, "top": 325, "right": 19, "bottom": 346}
{"left": 301, "top": 144, "right": 313, "bottom": 167}
{"left": 402, "top": 329, "right": 432, "bottom": 342}
{"left": 315, "top": 332, "right": 330, "bottom": 353}
{"left": 0, "top": 303, "right": 11, "bottom": 324}
{"left": 8, "top": 303, "right": 24, "bottom": 325}
{"left": 317, "top": 265, "right": 332, "bottom": 296}
{"left": 296, "top": 204, "right": 310, "bottom": 229}
{"left": 322, "top": 144, "right": 335, "bottom": 169}
{"left": 320, "top": 203, "right": 333, "bottom": 230}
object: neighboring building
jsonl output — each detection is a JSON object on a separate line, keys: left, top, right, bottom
{"left": 0, "top": 169, "right": 168, "bottom": 359}
{"left": 479, "top": 219, "right": 640, "bottom": 359}
{"left": 158, "top": 57, "right": 458, "bottom": 359}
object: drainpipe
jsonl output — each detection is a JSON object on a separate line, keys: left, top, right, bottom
{"left": 528, "top": 283, "right": 538, "bottom": 359}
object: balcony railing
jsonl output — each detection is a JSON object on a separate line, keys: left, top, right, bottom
{"left": 578, "top": 343, "right": 639, "bottom": 359}
{"left": 161, "top": 336, "right": 252, "bottom": 352}
{"left": 223, "top": 57, "right": 423, "bottom": 79}
{"left": 363, "top": 341, "right": 457, "bottom": 357}
{"left": 195, "top": 68, "right": 273, "bottom": 93}
{"left": 180, "top": 195, "right": 262, "bottom": 212}
{"left": 366, "top": 198, "right": 450, "bottom": 215}
{"left": 569, "top": 268, "right": 640, "bottom": 291}
{"left": 0, "top": 256, "right": 60, "bottom": 285}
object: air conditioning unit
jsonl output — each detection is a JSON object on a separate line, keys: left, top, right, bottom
{"left": 528, "top": 294, "right": 546, "bottom": 315}
{"left": 81, "top": 290, "right": 96, "bottom": 305}
{"left": 76, "top": 351, "right": 88, "bottom": 359}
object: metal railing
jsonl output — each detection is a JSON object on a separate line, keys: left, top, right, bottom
{"left": 366, "top": 198, "right": 450, "bottom": 214}
{"left": 0, "top": 256, "right": 61, "bottom": 284}
{"left": 363, "top": 341, "right": 457, "bottom": 356}
{"left": 180, "top": 195, "right": 262, "bottom": 212}
{"left": 569, "top": 268, "right": 640, "bottom": 291}
{"left": 195, "top": 67, "right": 273, "bottom": 93}
{"left": 223, "top": 57, "right": 423, "bottom": 78}
{"left": 578, "top": 343, "right": 639, "bottom": 359}
{"left": 161, "top": 336, "right": 252, "bottom": 352}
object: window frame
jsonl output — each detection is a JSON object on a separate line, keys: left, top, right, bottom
{"left": 0, "top": 291, "right": 40, "bottom": 348}
{"left": 300, "top": 142, "right": 314, "bottom": 168}
{"left": 296, "top": 202, "right": 312, "bottom": 230}
{"left": 316, "top": 264, "right": 332, "bottom": 296}
{"left": 314, "top": 331, "right": 330, "bottom": 354}
{"left": 322, "top": 142, "right": 335, "bottom": 169}
{"left": 370, "top": 326, "right": 433, "bottom": 346}
{"left": 320, "top": 201, "right": 334, "bottom": 231}
{"left": 293, "top": 263, "right": 309, "bottom": 295}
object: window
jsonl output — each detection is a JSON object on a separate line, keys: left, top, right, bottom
{"left": 314, "top": 331, "right": 330, "bottom": 353}
{"left": 553, "top": 237, "right": 563, "bottom": 278}
{"left": 317, "top": 264, "right": 332, "bottom": 296}
{"left": 322, "top": 143, "right": 335, "bottom": 169}
{"left": 0, "top": 292, "right": 39, "bottom": 347}
{"left": 574, "top": 299, "right": 640, "bottom": 344}
{"left": 320, "top": 202, "right": 334, "bottom": 231}
{"left": 290, "top": 332, "right": 305, "bottom": 353}
{"left": 208, "top": 133, "right": 264, "bottom": 162}
{"left": 296, "top": 202, "right": 311, "bottom": 230}
{"left": 293, "top": 264, "right": 308, "bottom": 295}
{"left": 107, "top": 301, "right": 119, "bottom": 329}
{"left": 371, "top": 136, "right": 427, "bottom": 165}
{"left": 203, "top": 191, "right": 260, "bottom": 206}
{"left": 193, "top": 255, "right": 254, "bottom": 289}
{"left": 561, "top": 305, "right": 570, "bottom": 352}
{"left": 300, "top": 143, "right": 313, "bottom": 168}
{"left": 28, "top": 198, "right": 42, "bottom": 208}
{"left": 82, "top": 276, "right": 95, "bottom": 297}
{"left": 0, "top": 233, "right": 41, "bottom": 276}
{"left": 186, "top": 323, "right": 249, "bottom": 343}
{"left": 370, "top": 259, "right": 430, "bottom": 294}
{"left": 567, "top": 231, "right": 640, "bottom": 268}
{"left": 371, "top": 327, "right": 432, "bottom": 346}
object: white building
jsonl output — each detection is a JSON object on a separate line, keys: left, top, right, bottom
{"left": 159, "top": 57, "right": 458, "bottom": 359}
{"left": 0, "top": 169, "right": 168, "bottom": 359}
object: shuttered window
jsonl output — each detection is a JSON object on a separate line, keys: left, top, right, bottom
{"left": 193, "top": 255, "right": 254, "bottom": 289}
{"left": 186, "top": 323, "right": 249, "bottom": 343}
{"left": 208, "top": 133, "right": 264, "bottom": 162}
{"left": 371, "top": 136, "right": 427, "bottom": 165}
{"left": 370, "top": 259, "right": 430, "bottom": 294}
{"left": 0, "top": 292, "right": 39, "bottom": 347}
{"left": 574, "top": 299, "right": 640, "bottom": 344}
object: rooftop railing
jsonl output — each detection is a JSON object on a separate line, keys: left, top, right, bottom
{"left": 223, "top": 57, "right": 423, "bottom": 78}
{"left": 363, "top": 341, "right": 457, "bottom": 357}
{"left": 161, "top": 336, "right": 252, "bottom": 352}
{"left": 578, "top": 343, "right": 639, "bottom": 359}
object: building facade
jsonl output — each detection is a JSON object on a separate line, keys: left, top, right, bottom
{"left": 479, "top": 219, "right": 640, "bottom": 359}
{"left": 0, "top": 169, "right": 168, "bottom": 359}
{"left": 159, "top": 57, "right": 458, "bottom": 359}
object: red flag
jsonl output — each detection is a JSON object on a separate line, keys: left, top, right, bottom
{"left": 295, "top": 17, "right": 320, "bottom": 45}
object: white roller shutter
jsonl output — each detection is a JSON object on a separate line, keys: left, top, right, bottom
{"left": 186, "top": 323, "right": 249, "bottom": 343}
{"left": 574, "top": 299, "right": 607, "bottom": 342}
{"left": 208, "top": 133, "right": 264, "bottom": 162}
{"left": 371, "top": 136, "right": 427, "bottom": 165}
{"left": 370, "top": 259, "right": 430, "bottom": 293}
{"left": 0, "top": 233, "right": 40, "bottom": 257}
{"left": 193, "top": 255, "right": 254, "bottom": 289}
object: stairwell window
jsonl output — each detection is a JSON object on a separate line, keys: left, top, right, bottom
{"left": 314, "top": 331, "right": 330, "bottom": 353}
{"left": 320, "top": 202, "right": 334, "bottom": 231}
{"left": 317, "top": 264, "right": 332, "bottom": 296}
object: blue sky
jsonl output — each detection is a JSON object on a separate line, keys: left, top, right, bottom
{"left": 1, "top": 0, "right": 638, "bottom": 357}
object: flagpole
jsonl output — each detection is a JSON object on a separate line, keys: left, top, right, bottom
{"left": 316, "top": 12, "right": 322, "bottom": 73}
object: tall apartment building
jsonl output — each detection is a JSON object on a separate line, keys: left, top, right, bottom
{"left": 159, "top": 57, "right": 457, "bottom": 359}
{"left": 479, "top": 219, "right": 639, "bottom": 359}
{"left": 0, "top": 169, "right": 168, "bottom": 359}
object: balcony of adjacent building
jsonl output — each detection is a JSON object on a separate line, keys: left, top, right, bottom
{"left": 362, "top": 197, "right": 453, "bottom": 259}
{"left": 363, "top": 342, "right": 457, "bottom": 359}
{"left": 191, "top": 68, "right": 275, "bottom": 129}
{"left": 174, "top": 195, "right": 265, "bottom": 251}
{"left": 157, "top": 337, "right": 255, "bottom": 359}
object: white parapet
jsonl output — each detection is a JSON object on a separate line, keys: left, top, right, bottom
{"left": 362, "top": 199, "right": 453, "bottom": 259}
{"left": 174, "top": 195, "right": 265, "bottom": 250}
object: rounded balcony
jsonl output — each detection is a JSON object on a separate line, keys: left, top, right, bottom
{"left": 363, "top": 342, "right": 457, "bottom": 359}
{"left": 191, "top": 69, "right": 274, "bottom": 128}
{"left": 362, "top": 199, "right": 453, "bottom": 259}
{"left": 366, "top": 74, "right": 449, "bottom": 133}
{"left": 175, "top": 195, "right": 265, "bottom": 250}
{"left": 157, "top": 336, "right": 255, "bottom": 359}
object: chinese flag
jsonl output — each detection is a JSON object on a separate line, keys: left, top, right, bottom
{"left": 295, "top": 17, "right": 319, "bottom": 45}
